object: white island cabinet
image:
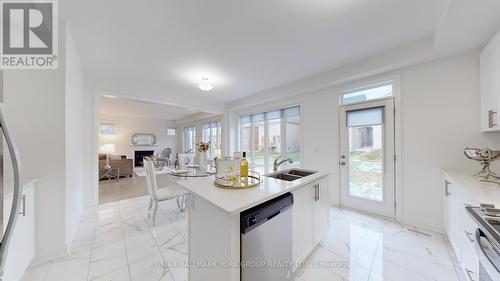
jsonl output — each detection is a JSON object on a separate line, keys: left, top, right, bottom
{"left": 177, "top": 171, "right": 330, "bottom": 281}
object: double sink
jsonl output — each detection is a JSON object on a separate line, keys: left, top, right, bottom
{"left": 264, "top": 169, "right": 317, "bottom": 182}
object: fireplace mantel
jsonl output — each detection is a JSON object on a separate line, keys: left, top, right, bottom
{"left": 129, "top": 145, "right": 160, "bottom": 166}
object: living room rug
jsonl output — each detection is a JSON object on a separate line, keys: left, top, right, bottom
{"left": 134, "top": 167, "right": 172, "bottom": 177}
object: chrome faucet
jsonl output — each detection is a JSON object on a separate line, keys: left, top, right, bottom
{"left": 273, "top": 156, "right": 293, "bottom": 172}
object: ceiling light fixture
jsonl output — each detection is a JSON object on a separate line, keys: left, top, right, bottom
{"left": 102, "top": 94, "right": 116, "bottom": 98}
{"left": 197, "top": 77, "right": 214, "bottom": 91}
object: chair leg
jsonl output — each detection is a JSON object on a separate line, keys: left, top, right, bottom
{"left": 152, "top": 201, "right": 159, "bottom": 226}
{"left": 147, "top": 198, "right": 153, "bottom": 218}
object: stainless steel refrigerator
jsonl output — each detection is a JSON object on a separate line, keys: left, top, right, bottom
{"left": 0, "top": 71, "right": 23, "bottom": 279}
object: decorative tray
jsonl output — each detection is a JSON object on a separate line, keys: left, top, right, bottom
{"left": 214, "top": 171, "right": 261, "bottom": 190}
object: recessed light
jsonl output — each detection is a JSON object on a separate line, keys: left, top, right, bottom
{"left": 197, "top": 77, "right": 214, "bottom": 91}
{"left": 102, "top": 94, "right": 116, "bottom": 98}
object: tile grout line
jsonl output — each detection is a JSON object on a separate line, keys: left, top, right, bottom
{"left": 84, "top": 210, "right": 98, "bottom": 281}
{"left": 119, "top": 199, "right": 135, "bottom": 281}
{"left": 88, "top": 209, "right": 101, "bottom": 281}
{"left": 143, "top": 198, "right": 178, "bottom": 281}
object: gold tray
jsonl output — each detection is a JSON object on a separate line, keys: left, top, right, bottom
{"left": 214, "top": 172, "right": 261, "bottom": 190}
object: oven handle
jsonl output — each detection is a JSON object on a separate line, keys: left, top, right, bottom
{"left": 475, "top": 229, "right": 500, "bottom": 278}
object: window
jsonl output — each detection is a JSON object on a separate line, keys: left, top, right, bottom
{"left": 202, "top": 121, "right": 222, "bottom": 159}
{"left": 183, "top": 126, "right": 196, "bottom": 153}
{"left": 239, "top": 106, "right": 300, "bottom": 172}
{"left": 167, "top": 128, "right": 176, "bottom": 136}
{"left": 100, "top": 120, "right": 118, "bottom": 135}
{"left": 341, "top": 83, "right": 393, "bottom": 105}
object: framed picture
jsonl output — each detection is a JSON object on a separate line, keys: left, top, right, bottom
{"left": 100, "top": 120, "right": 118, "bottom": 135}
{"left": 131, "top": 133, "right": 157, "bottom": 146}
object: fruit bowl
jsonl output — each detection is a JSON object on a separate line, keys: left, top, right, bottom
{"left": 464, "top": 148, "right": 500, "bottom": 182}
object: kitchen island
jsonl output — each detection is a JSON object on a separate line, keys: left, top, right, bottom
{"left": 176, "top": 169, "right": 330, "bottom": 281}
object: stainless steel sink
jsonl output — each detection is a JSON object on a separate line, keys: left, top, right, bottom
{"left": 264, "top": 169, "right": 317, "bottom": 182}
{"left": 266, "top": 173, "right": 302, "bottom": 182}
{"left": 287, "top": 169, "right": 316, "bottom": 177}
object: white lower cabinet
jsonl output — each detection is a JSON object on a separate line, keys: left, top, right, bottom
{"left": 444, "top": 180, "right": 462, "bottom": 259}
{"left": 313, "top": 177, "right": 329, "bottom": 244}
{"left": 3, "top": 183, "right": 36, "bottom": 281}
{"left": 292, "top": 177, "right": 329, "bottom": 271}
{"left": 443, "top": 177, "right": 480, "bottom": 281}
{"left": 292, "top": 184, "right": 314, "bottom": 270}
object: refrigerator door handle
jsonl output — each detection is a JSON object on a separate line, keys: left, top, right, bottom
{"left": 0, "top": 107, "right": 23, "bottom": 276}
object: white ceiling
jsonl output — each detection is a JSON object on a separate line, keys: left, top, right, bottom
{"left": 99, "top": 96, "right": 200, "bottom": 120}
{"left": 62, "top": 0, "right": 448, "bottom": 103}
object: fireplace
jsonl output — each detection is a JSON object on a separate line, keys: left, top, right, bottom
{"left": 134, "top": 150, "right": 154, "bottom": 167}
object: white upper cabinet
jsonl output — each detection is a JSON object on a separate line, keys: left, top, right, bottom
{"left": 480, "top": 30, "right": 500, "bottom": 132}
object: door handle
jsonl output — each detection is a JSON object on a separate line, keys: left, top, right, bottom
{"left": 464, "top": 231, "right": 474, "bottom": 243}
{"left": 444, "top": 180, "right": 451, "bottom": 197}
{"left": 340, "top": 162, "right": 346, "bottom": 166}
{"left": 313, "top": 184, "right": 319, "bottom": 201}
{"left": 489, "top": 110, "right": 497, "bottom": 128}
{"left": 465, "top": 268, "right": 475, "bottom": 281}
{"left": 18, "top": 194, "right": 26, "bottom": 216}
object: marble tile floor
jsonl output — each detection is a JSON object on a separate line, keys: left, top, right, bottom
{"left": 21, "top": 196, "right": 462, "bottom": 281}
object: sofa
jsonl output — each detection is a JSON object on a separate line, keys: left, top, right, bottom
{"left": 98, "top": 154, "right": 133, "bottom": 179}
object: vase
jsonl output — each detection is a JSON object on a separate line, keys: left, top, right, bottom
{"left": 199, "top": 151, "right": 208, "bottom": 171}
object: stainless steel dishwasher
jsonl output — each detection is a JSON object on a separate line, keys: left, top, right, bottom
{"left": 240, "top": 193, "right": 293, "bottom": 281}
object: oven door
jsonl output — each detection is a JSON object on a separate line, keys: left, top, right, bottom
{"left": 475, "top": 229, "right": 500, "bottom": 281}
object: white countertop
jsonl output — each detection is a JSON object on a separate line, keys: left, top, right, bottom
{"left": 177, "top": 170, "right": 330, "bottom": 214}
{"left": 443, "top": 169, "right": 500, "bottom": 206}
{"left": 4, "top": 178, "right": 38, "bottom": 199}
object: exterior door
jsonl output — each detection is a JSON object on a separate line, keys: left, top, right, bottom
{"left": 339, "top": 99, "right": 395, "bottom": 218}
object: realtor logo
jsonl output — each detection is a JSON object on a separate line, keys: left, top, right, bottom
{"left": 0, "top": 0, "right": 58, "bottom": 69}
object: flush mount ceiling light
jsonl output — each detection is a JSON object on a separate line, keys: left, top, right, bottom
{"left": 197, "top": 77, "right": 214, "bottom": 91}
{"left": 102, "top": 94, "right": 116, "bottom": 98}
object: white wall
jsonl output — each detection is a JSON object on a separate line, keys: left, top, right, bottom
{"left": 65, "top": 27, "right": 92, "bottom": 249}
{"left": 2, "top": 40, "right": 67, "bottom": 261}
{"left": 99, "top": 114, "right": 178, "bottom": 157}
{"left": 230, "top": 52, "right": 500, "bottom": 233}
{"left": 2, "top": 24, "right": 91, "bottom": 262}
{"left": 398, "top": 53, "right": 500, "bottom": 231}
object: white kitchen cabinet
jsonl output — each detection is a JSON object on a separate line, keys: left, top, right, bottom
{"left": 443, "top": 180, "right": 462, "bottom": 258}
{"left": 461, "top": 212, "right": 479, "bottom": 281}
{"left": 313, "top": 177, "right": 329, "bottom": 245}
{"left": 442, "top": 171, "right": 490, "bottom": 281}
{"left": 292, "top": 184, "right": 315, "bottom": 270}
{"left": 480, "top": 29, "right": 500, "bottom": 132}
{"left": 3, "top": 181, "right": 36, "bottom": 281}
{"left": 292, "top": 176, "right": 329, "bottom": 272}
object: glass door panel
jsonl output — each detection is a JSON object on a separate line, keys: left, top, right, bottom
{"left": 340, "top": 99, "right": 395, "bottom": 218}
{"left": 348, "top": 125, "right": 383, "bottom": 201}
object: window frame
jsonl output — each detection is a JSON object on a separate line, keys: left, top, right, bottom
{"left": 202, "top": 121, "right": 222, "bottom": 159}
{"left": 183, "top": 125, "right": 196, "bottom": 153}
{"left": 340, "top": 81, "right": 394, "bottom": 106}
{"left": 238, "top": 105, "right": 301, "bottom": 172}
